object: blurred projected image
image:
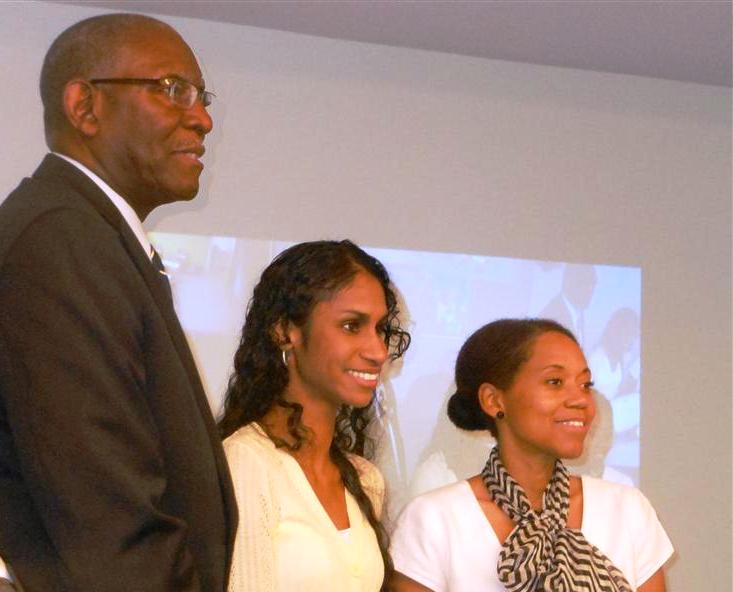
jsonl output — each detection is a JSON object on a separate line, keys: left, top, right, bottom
{"left": 151, "top": 233, "right": 641, "bottom": 518}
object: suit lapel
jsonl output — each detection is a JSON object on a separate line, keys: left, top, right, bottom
{"left": 119, "top": 222, "right": 240, "bottom": 563}
{"left": 34, "top": 156, "right": 189, "bottom": 338}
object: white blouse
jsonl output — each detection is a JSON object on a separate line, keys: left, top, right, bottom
{"left": 391, "top": 476, "right": 673, "bottom": 592}
{"left": 224, "top": 423, "right": 385, "bottom": 592}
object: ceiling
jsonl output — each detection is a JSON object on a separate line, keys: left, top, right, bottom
{"left": 57, "top": 1, "right": 732, "bottom": 87}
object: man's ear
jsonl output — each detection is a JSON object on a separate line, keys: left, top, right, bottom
{"left": 62, "top": 80, "right": 100, "bottom": 137}
{"left": 478, "top": 382, "right": 504, "bottom": 420}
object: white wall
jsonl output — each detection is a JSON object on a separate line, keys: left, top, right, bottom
{"left": 2, "top": 2, "right": 731, "bottom": 590}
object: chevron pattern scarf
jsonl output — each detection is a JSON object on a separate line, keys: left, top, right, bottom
{"left": 481, "top": 447, "right": 632, "bottom": 592}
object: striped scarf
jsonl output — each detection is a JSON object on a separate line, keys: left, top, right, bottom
{"left": 481, "top": 447, "right": 632, "bottom": 592}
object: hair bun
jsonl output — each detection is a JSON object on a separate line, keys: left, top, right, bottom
{"left": 447, "top": 391, "right": 490, "bottom": 431}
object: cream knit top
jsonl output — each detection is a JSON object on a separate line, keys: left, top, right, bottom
{"left": 224, "top": 423, "right": 385, "bottom": 592}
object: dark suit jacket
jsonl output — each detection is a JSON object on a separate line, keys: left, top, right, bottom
{"left": 0, "top": 155, "right": 237, "bottom": 591}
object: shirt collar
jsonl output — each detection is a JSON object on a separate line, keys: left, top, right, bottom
{"left": 52, "top": 153, "right": 153, "bottom": 259}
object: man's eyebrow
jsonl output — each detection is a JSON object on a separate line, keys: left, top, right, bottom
{"left": 165, "top": 73, "right": 206, "bottom": 88}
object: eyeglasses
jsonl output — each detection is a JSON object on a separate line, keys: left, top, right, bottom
{"left": 89, "top": 76, "right": 215, "bottom": 109}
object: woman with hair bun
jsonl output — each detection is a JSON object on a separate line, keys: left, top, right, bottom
{"left": 219, "top": 240, "right": 410, "bottom": 592}
{"left": 390, "top": 319, "right": 672, "bottom": 592}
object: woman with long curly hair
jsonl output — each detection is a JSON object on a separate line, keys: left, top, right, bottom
{"left": 219, "top": 240, "right": 410, "bottom": 592}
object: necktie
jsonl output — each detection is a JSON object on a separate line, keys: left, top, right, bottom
{"left": 151, "top": 248, "right": 173, "bottom": 301}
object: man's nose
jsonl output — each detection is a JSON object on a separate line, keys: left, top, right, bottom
{"left": 184, "top": 98, "right": 213, "bottom": 135}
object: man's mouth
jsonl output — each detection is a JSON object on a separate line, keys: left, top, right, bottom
{"left": 173, "top": 144, "right": 205, "bottom": 163}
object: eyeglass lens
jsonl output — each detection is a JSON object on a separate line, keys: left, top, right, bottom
{"left": 167, "top": 79, "right": 213, "bottom": 108}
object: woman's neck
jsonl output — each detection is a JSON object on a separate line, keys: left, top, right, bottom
{"left": 260, "top": 392, "right": 338, "bottom": 469}
{"left": 498, "top": 444, "right": 556, "bottom": 511}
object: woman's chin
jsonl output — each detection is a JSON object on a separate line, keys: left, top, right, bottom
{"left": 559, "top": 445, "right": 587, "bottom": 460}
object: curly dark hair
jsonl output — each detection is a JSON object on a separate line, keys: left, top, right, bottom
{"left": 218, "top": 239, "right": 410, "bottom": 589}
{"left": 447, "top": 318, "right": 577, "bottom": 438}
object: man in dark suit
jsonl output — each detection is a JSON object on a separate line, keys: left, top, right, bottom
{"left": 0, "top": 13, "right": 237, "bottom": 591}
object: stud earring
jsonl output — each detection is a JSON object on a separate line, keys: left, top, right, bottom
{"left": 496, "top": 411, "right": 505, "bottom": 420}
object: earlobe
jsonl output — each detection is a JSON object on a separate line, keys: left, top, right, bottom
{"left": 478, "top": 382, "right": 504, "bottom": 420}
{"left": 63, "top": 80, "right": 99, "bottom": 137}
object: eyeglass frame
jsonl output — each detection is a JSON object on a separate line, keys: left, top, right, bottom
{"left": 88, "top": 75, "right": 215, "bottom": 109}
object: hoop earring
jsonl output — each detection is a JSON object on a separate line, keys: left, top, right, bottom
{"left": 281, "top": 349, "right": 289, "bottom": 368}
